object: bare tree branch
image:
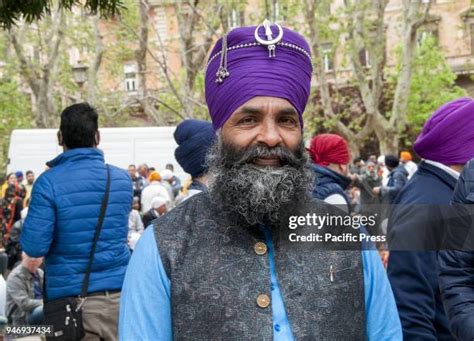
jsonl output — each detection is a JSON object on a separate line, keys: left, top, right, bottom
{"left": 187, "top": 1, "right": 219, "bottom": 37}
{"left": 118, "top": 16, "right": 186, "bottom": 112}
{"left": 146, "top": 96, "right": 185, "bottom": 120}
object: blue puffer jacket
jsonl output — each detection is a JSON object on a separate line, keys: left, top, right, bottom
{"left": 438, "top": 159, "right": 474, "bottom": 341}
{"left": 20, "top": 148, "right": 133, "bottom": 300}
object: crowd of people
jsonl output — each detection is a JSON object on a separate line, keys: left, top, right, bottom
{"left": 0, "top": 20, "right": 473, "bottom": 341}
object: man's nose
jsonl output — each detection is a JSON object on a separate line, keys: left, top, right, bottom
{"left": 256, "top": 121, "right": 282, "bottom": 147}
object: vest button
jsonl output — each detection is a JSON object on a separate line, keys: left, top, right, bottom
{"left": 254, "top": 242, "right": 267, "bottom": 255}
{"left": 257, "top": 294, "right": 270, "bottom": 308}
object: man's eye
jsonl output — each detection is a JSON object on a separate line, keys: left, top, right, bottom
{"left": 279, "top": 117, "right": 298, "bottom": 126}
{"left": 238, "top": 117, "right": 256, "bottom": 125}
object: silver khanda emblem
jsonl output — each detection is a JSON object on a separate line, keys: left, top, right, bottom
{"left": 254, "top": 19, "right": 284, "bottom": 58}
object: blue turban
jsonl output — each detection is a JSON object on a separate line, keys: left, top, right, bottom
{"left": 174, "top": 119, "right": 215, "bottom": 178}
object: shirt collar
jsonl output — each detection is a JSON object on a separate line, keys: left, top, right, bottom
{"left": 424, "top": 159, "right": 460, "bottom": 179}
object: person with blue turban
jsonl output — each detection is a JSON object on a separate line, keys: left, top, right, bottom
{"left": 173, "top": 119, "right": 214, "bottom": 204}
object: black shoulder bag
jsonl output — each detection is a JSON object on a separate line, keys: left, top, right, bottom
{"left": 44, "top": 165, "right": 111, "bottom": 341}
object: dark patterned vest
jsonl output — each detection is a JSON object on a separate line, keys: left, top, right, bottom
{"left": 154, "top": 192, "right": 366, "bottom": 340}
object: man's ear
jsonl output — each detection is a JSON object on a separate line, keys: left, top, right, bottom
{"left": 57, "top": 130, "right": 63, "bottom": 146}
{"left": 339, "top": 164, "right": 348, "bottom": 175}
{"left": 95, "top": 130, "right": 101, "bottom": 147}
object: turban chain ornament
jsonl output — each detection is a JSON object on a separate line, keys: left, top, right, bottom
{"left": 216, "top": 33, "right": 230, "bottom": 84}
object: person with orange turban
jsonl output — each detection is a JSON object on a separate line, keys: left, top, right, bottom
{"left": 140, "top": 171, "right": 170, "bottom": 214}
{"left": 400, "top": 151, "right": 418, "bottom": 179}
{"left": 308, "top": 133, "right": 352, "bottom": 212}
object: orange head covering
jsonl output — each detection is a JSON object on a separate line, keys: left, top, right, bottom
{"left": 400, "top": 151, "right": 412, "bottom": 162}
{"left": 148, "top": 171, "right": 161, "bottom": 182}
{"left": 308, "top": 133, "right": 350, "bottom": 166}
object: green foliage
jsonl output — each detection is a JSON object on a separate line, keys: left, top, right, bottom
{"left": 407, "top": 36, "right": 466, "bottom": 132}
{"left": 387, "top": 36, "right": 466, "bottom": 146}
{"left": 115, "top": 0, "right": 139, "bottom": 41}
{"left": 0, "top": 78, "right": 33, "bottom": 169}
{"left": 0, "top": 0, "right": 125, "bottom": 29}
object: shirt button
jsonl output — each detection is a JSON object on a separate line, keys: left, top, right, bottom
{"left": 254, "top": 242, "right": 268, "bottom": 255}
{"left": 256, "top": 294, "right": 270, "bottom": 308}
{"left": 275, "top": 324, "right": 281, "bottom": 332}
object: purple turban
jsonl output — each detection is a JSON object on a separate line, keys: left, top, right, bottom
{"left": 414, "top": 97, "right": 474, "bottom": 165}
{"left": 205, "top": 24, "right": 312, "bottom": 130}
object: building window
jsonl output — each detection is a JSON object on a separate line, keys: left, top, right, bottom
{"left": 359, "top": 48, "right": 371, "bottom": 67}
{"left": 322, "top": 43, "right": 334, "bottom": 72}
{"left": 124, "top": 63, "right": 138, "bottom": 94}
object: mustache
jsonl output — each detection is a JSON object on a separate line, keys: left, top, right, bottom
{"left": 219, "top": 141, "right": 306, "bottom": 168}
{"left": 206, "top": 136, "right": 314, "bottom": 226}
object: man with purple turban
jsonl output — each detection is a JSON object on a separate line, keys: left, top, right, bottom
{"left": 120, "top": 21, "right": 400, "bottom": 340}
{"left": 387, "top": 97, "right": 474, "bottom": 340}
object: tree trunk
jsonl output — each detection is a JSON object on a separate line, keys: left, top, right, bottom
{"left": 304, "top": 0, "right": 371, "bottom": 151}
{"left": 36, "top": 86, "right": 50, "bottom": 127}
{"left": 348, "top": 142, "right": 361, "bottom": 161}
{"left": 135, "top": 0, "right": 164, "bottom": 123}
{"left": 8, "top": 10, "right": 64, "bottom": 128}
{"left": 377, "top": 134, "right": 399, "bottom": 156}
{"left": 389, "top": 0, "right": 430, "bottom": 132}
{"left": 86, "top": 15, "right": 104, "bottom": 106}
{"left": 136, "top": 0, "right": 149, "bottom": 101}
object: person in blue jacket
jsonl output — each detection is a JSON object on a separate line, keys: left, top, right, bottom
{"left": 387, "top": 98, "right": 474, "bottom": 340}
{"left": 373, "top": 155, "right": 408, "bottom": 205}
{"left": 438, "top": 158, "right": 474, "bottom": 341}
{"left": 20, "top": 103, "right": 133, "bottom": 340}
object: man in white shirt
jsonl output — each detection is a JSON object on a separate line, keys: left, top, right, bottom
{"left": 140, "top": 171, "right": 170, "bottom": 213}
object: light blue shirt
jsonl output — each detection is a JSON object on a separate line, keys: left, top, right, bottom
{"left": 120, "top": 227, "right": 402, "bottom": 340}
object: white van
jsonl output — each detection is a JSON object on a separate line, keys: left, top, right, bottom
{"left": 6, "top": 127, "right": 188, "bottom": 181}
